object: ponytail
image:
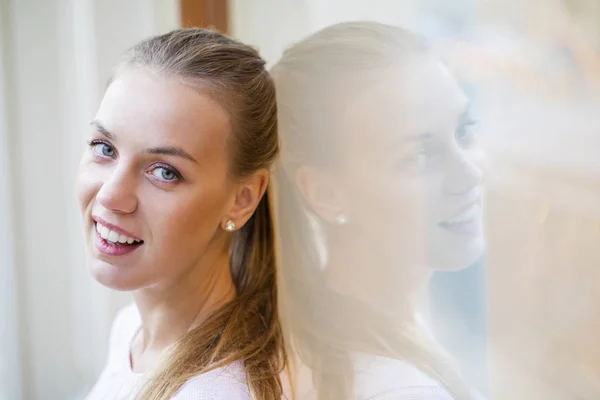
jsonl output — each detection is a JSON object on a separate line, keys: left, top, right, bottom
{"left": 230, "top": 187, "right": 286, "bottom": 391}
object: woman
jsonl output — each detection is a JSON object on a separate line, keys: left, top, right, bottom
{"left": 76, "top": 29, "right": 287, "bottom": 399}
{"left": 271, "top": 22, "right": 484, "bottom": 399}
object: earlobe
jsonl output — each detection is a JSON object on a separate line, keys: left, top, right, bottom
{"left": 226, "top": 170, "right": 269, "bottom": 229}
{"left": 295, "top": 166, "right": 348, "bottom": 225}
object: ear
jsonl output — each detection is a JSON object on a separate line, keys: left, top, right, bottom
{"left": 225, "top": 169, "right": 269, "bottom": 230}
{"left": 295, "top": 166, "right": 347, "bottom": 225}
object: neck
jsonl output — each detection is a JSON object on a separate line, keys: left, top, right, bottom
{"left": 326, "top": 233, "right": 432, "bottom": 318}
{"left": 132, "top": 245, "right": 236, "bottom": 358}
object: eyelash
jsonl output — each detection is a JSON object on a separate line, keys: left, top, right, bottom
{"left": 148, "top": 163, "right": 183, "bottom": 183}
{"left": 86, "top": 139, "right": 183, "bottom": 183}
{"left": 396, "top": 149, "right": 432, "bottom": 172}
{"left": 87, "top": 138, "right": 113, "bottom": 152}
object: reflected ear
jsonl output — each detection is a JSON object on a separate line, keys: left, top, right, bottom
{"left": 226, "top": 169, "right": 269, "bottom": 229}
{"left": 295, "top": 166, "right": 347, "bottom": 225}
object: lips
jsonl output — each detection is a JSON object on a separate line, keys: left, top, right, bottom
{"left": 439, "top": 201, "right": 482, "bottom": 236}
{"left": 92, "top": 216, "right": 143, "bottom": 256}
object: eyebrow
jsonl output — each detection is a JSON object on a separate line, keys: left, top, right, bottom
{"left": 91, "top": 120, "right": 114, "bottom": 140}
{"left": 384, "top": 132, "right": 433, "bottom": 155}
{"left": 390, "top": 132, "right": 434, "bottom": 148}
{"left": 387, "top": 101, "right": 473, "bottom": 150}
{"left": 90, "top": 120, "right": 198, "bottom": 164}
{"left": 403, "top": 132, "right": 434, "bottom": 142}
{"left": 145, "top": 146, "right": 198, "bottom": 163}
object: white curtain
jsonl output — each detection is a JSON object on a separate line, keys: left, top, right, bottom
{"left": 0, "top": 1, "right": 179, "bottom": 399}
{"left": 0, "top": 2, "right": 22, "bottom": 399}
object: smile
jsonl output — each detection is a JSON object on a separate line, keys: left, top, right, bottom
{"left": 94, "top": 221, "right": 144, "bottom": 256}
{"left": 96, "top": 222, "right": 141, "bottom": 244}
{"left": 438, "top": 202, "right": 482, "bottom": 236}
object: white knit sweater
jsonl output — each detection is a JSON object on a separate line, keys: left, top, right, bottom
{"left": 85, "top": 303, "right": 286, "bottom": 400}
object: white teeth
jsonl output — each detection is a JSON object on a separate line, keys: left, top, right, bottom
{"left": 445, "top": 204, "right": 480, "bottom": 225}
{"left": 107, "top": 230, "right": 119, "bottom": 243}
{"left": 95, "top": 222, "right": 141, "bottom": 245}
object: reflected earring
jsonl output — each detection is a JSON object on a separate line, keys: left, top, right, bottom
{"left": 335, "top": 214, "right": 349, "bottom": 225}
{"left": 225, "top": 220, "right": 236, "bottom": 232}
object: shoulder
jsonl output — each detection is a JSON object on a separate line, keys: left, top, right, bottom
{"left": 352, "top": 354, "right": 454, "bottom": 400}
{"left": 171, "top": 361, "right": 250, "bottom": 400}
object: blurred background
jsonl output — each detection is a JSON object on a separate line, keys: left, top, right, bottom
{"left": 1, "top": 0, "right": 599, "bottom": 399}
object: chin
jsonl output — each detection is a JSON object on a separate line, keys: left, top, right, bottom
{"left": 430, "top": 234, "right": 485, "bottom": 271}
{"left": 88, "top": 257, "right": 144, "bottom": 291}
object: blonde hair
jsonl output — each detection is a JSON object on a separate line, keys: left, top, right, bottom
{"left": 113, "top": 28, "right": 285, "bottom": 399}
{"left": 271, "top": 21, "right": 475, "bottom": 399}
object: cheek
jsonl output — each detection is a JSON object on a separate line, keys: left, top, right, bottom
{"left": 385, "top": 181, "right": 431, "bottom": 249}
{"left": 352, "top": 175, "right": 430, "bottom": 228}
{"left": 75, "top": 159, "right": 100, "bottom": 213}
{"left": 348, "top": 173, "right": 440, "bottom": 262}
{"left": 146, "top": 186, "right": 228, "bottom": 251}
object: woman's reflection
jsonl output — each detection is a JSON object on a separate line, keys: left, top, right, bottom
{"left": 272, "top": 21, "right": 484, "bottom": 399}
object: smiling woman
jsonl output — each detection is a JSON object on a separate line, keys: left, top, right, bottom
{"left": 76, "top": 29, "right": 287, "bottom": 400}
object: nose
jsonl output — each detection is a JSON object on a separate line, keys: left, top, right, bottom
{"left": 443, "top": 150, "right": 484, "bottom": 196}
{"left": 96, "top": 166, "right": 139, "bottom": 214}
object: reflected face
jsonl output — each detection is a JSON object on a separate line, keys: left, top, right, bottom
{"left": 76, "top": 68, "right": 235, "bottom": 290}
{"left": 336, "top": 56, "right": 484, "bottom": 271}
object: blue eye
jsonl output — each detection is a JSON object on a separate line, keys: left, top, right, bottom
{"left": 397, "top": 151, "right": 429, "bottom": 170}
{"left": 89, "top": 140, "right": 116, "bottom": 158}
{"left": 150, "top": 166, "right": 180, "bottom": 182}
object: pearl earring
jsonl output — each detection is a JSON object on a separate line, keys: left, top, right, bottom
{"left": 335, "top": 214, "right": 349, "bottom": 225}
{"left": 225, "top": 220, "right": 236, "bottom": 232}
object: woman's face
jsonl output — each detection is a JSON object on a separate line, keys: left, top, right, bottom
{"left": 76, "top": 68, "right": 236, "bottom": 290}
{"left": 334, "top": 56, "right": 484, "bottom": 272}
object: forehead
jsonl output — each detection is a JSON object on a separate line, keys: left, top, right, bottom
{"left": 96, "top": 68, "right": 231, "bottom": 152}
{"left": 341, "top": 57, "right": 468, "bottom": 147}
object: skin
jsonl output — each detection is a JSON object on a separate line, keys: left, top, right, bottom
{"left": 296, "top": 56, "right": 485, "bottom": 310}
{"left": 76, "top": 67, "right": 268, "bottom": 372}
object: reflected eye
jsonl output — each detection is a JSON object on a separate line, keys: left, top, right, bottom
{"left": 398, "top": 150, "right": 430, "bottom": 170}
{"left": 88, "top": 140, "right": 116, "bottom": 158}
{"left": 149, "top": 165, "right": 181, "bottom": 182}
{"left": 456, "top": 119, "right": 478, "bottom": 148}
